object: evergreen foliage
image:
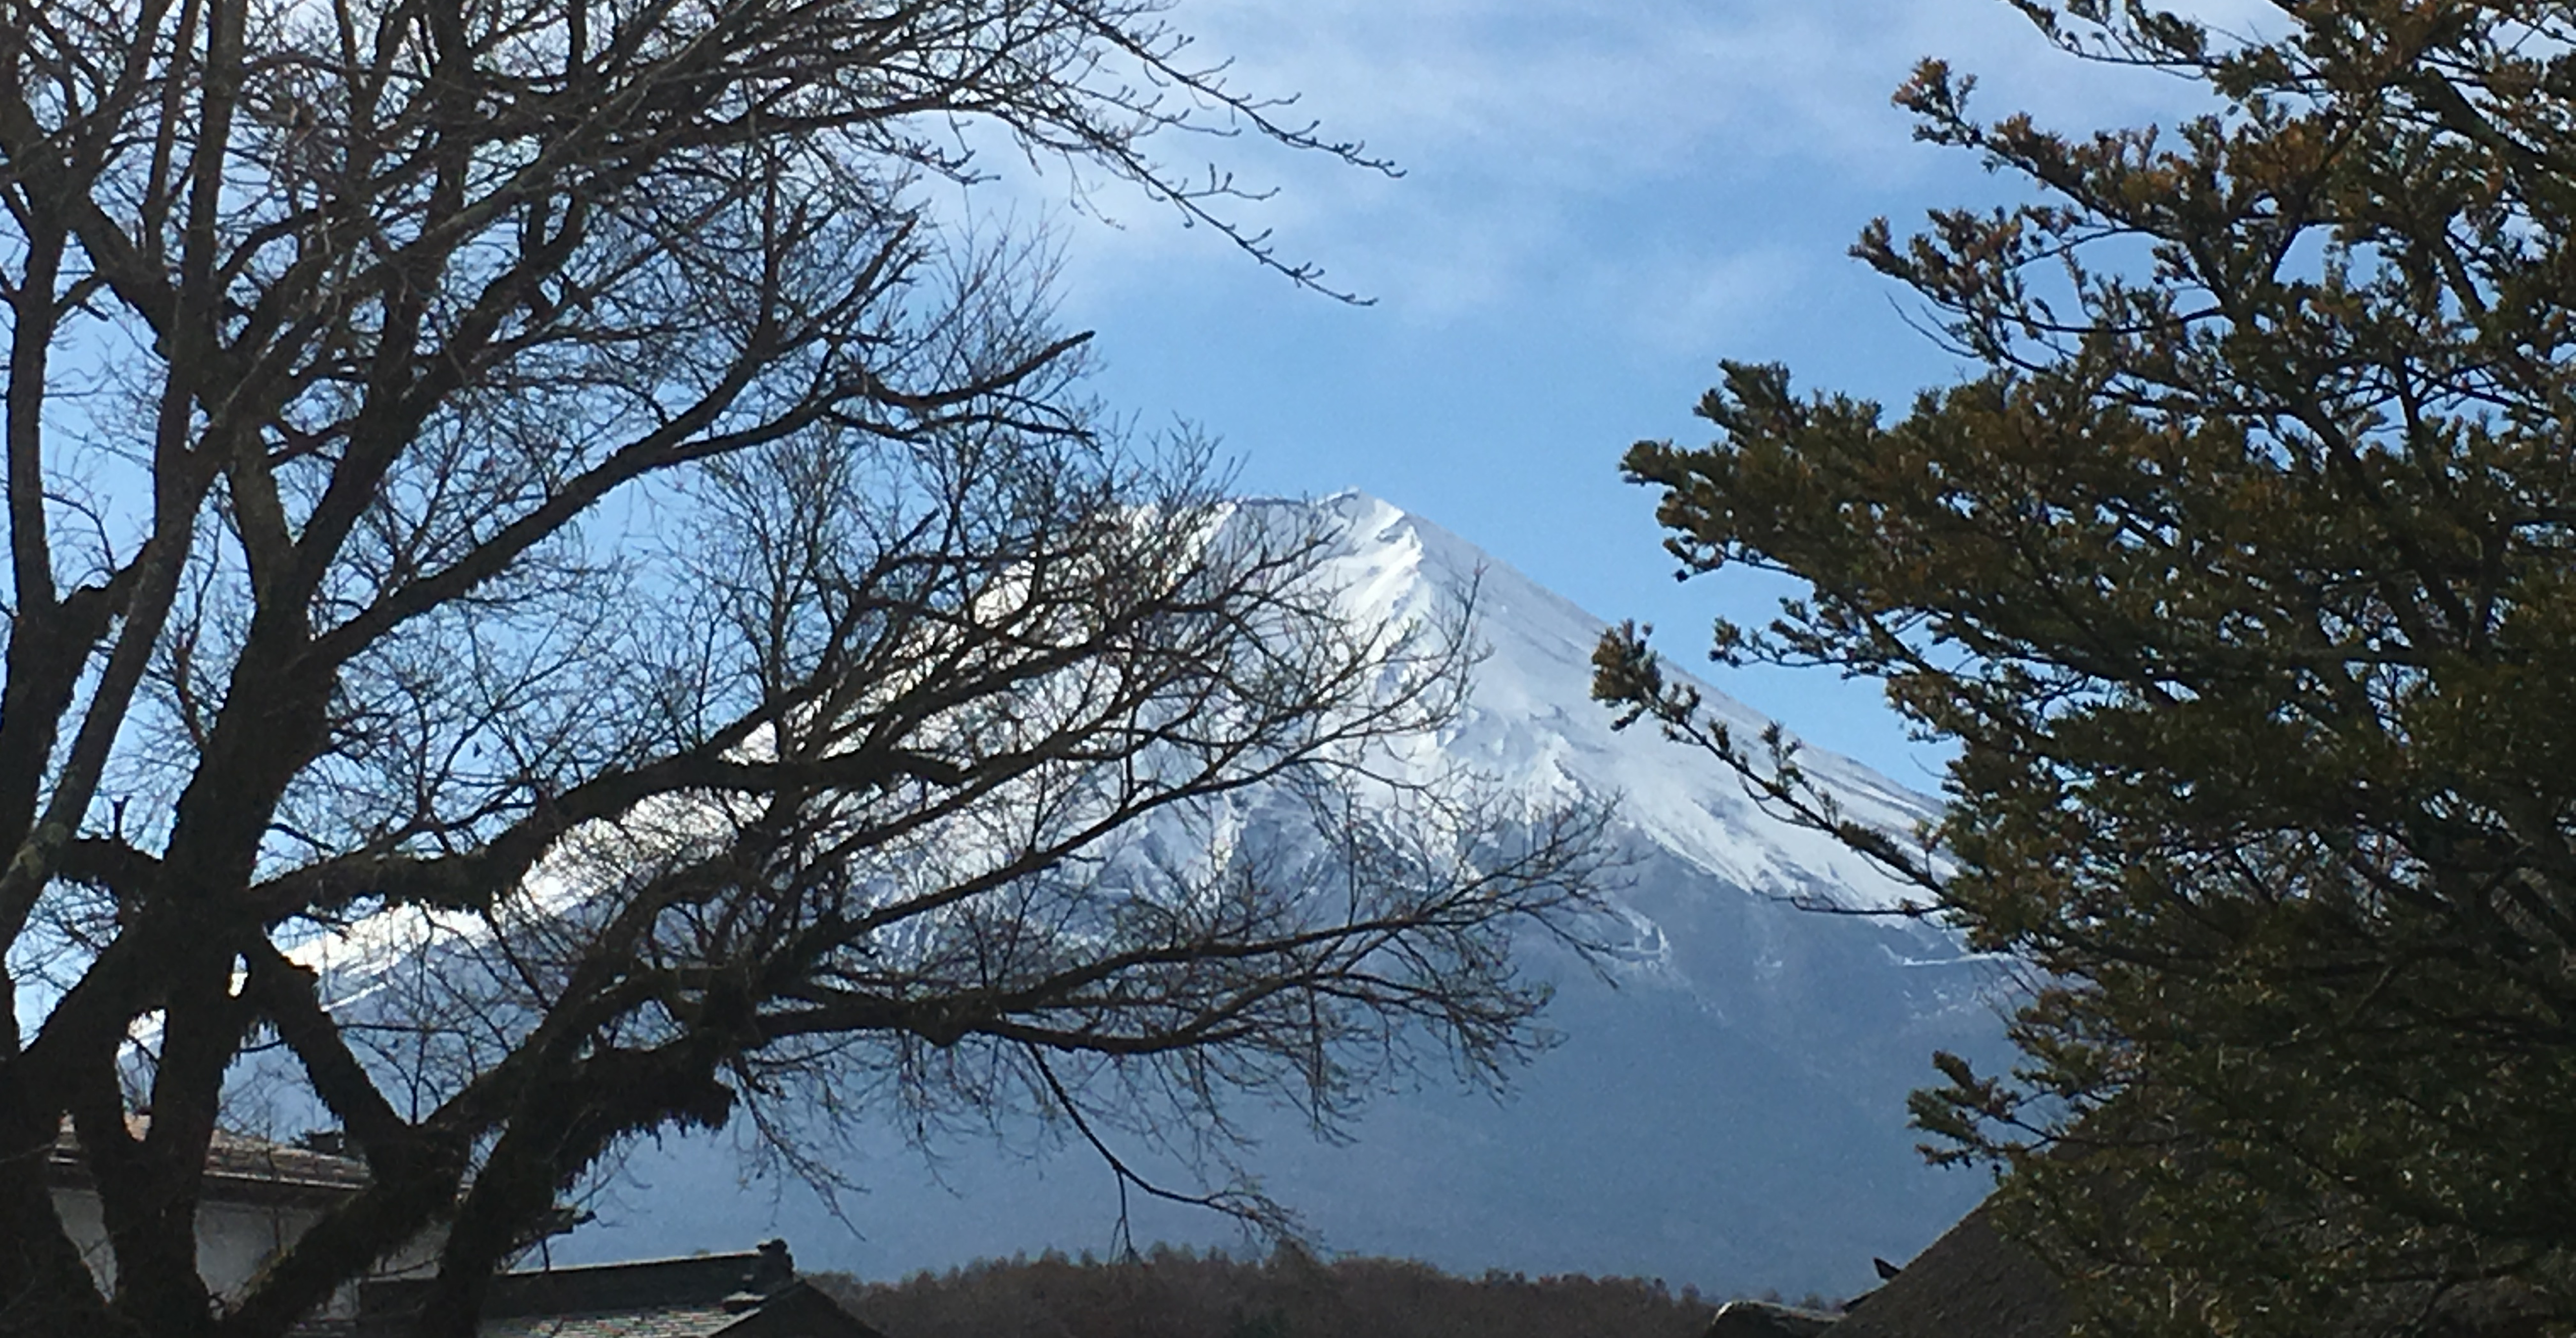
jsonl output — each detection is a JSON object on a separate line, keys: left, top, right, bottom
{"left": 1595, "top": 4, "right": 2576, "bottom": 1334}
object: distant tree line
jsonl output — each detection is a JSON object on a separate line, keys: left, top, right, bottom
{"left": 814, "top": 1244, "right": 1725, "bottom": 1338}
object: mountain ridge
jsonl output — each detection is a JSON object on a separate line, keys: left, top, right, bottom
{"left": 240, "top": 490, "right": 2005, "bottom": 1299}
{"left": 532, "top": 490, "right": 2007, "bottom": 1297}
{"left": 1268, "top": 489, "right": 1936, "bottom": 910}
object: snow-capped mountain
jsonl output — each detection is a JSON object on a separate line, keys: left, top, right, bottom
{"left": 538, "top": 492, "right": 2010, "bottom": 1299}
{"left": 1278, "top": 489, "right": 1935, "bottom": 912}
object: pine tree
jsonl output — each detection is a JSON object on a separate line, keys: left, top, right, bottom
{"left": 1597, "top": 5, "right": 2576, "bottom": 1334}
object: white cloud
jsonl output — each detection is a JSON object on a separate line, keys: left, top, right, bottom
{"left": 1034, "top": 1, "right": 2283, "bottom": 319}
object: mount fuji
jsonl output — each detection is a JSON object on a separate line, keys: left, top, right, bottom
{"left": 530, "top": 492, "right": 2011, "bottom": 1300}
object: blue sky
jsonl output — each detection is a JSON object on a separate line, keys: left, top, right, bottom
{"left": 1000, "top": 0, "right": 2265, "bottom": 788}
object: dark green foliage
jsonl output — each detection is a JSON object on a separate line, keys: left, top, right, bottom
{"left": 1595, "top": 3, "right": 2576, "bottom": 1336}
{"left": 812, "top": 1244, "right": 1717, "bottom": 1338}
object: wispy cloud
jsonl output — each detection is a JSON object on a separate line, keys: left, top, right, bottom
{"left": 1034, "top": 0, "right": 2279, "bottom": 329}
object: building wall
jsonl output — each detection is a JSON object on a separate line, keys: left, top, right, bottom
{"left": 50, "top": 1187, "right": 329, "bottom": 1300}
{"left": 50, "top": 1187, "right": 439, "bottom": 1319}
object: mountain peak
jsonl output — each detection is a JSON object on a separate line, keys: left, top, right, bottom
{"left": 318, "top": 488, "right": 1997, "bottom": 1299}
{"left": 1248, "top": 491, "right": 1934, "bottom": 913}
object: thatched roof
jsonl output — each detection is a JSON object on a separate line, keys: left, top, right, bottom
{"left": 1813, "top": 1193, "right": 2569, "bottom": 1338}
{"left": 1824, "top": 1204, "right": 2068, "bottom": 1338}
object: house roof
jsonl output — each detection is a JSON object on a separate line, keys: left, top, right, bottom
{"left": 364, "top": 1243, "right": 798, "bottom": 1320}
{"left": 1823, "top": 1204, "right": 2068, "bottom": 1338}
{"left": 355, "top": 1242, "right": 888, "bottom": 1338}
{"left": 1708, "top": 1299, "right": 1842, "bottom": 1337}
{"left": 1690, "top": 1201, "right": 2071, "bottom": 1338}
{"left": 1819, "top": 1196, "right": 2554, "bottom": 1338}
{"left": 47, "top": 1119, "right": 372, "bottom": 1209}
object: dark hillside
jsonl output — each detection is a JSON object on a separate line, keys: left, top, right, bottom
{"left": 815, "top": 1244, "right": 1722, "bottom": 1338}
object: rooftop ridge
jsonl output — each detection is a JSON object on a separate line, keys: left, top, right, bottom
{"left": 359, "top": 1239, "right": 797, "bottom": 1322}
{"left": 48, "top": 1118, "right": 371, "bottom": 1206}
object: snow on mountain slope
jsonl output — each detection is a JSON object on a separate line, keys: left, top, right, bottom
{"left": 1267, "top": 490, "right": 1933, "bottom": 910}
{"left": 523, "top": 492, "right": 2009, "bottom": 1298}
{"left": 235, "top": 491, "right": 2002, "bottom": 1300}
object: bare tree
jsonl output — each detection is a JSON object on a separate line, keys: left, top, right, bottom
{"left": 0, "top": 2, "right": 1612, "bottom": 1335}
